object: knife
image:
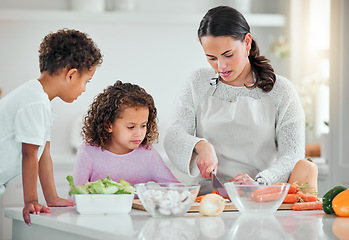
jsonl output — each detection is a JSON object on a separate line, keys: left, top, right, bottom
{"left": 211, "top": 171, "right": 229, "bottom": 198}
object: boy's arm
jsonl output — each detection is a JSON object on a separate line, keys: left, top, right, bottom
{"left": 38, "top": 141, "right": 57, "bottom": 204}
{"left": 38, "top": 141, "right": 73, "bottom": 207}
{"left": 22, "top": 143, "right": 50, "bottom": 225}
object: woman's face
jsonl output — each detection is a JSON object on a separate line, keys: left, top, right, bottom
{"left": 106, "top": 106, "right": 149, "bottom": 155}
{"left": 200, "top": 35, "right": 251, "bottom": 86}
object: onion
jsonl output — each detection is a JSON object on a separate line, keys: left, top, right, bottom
{"left": 199, "top": 194, "right": 225, "bottom": 216}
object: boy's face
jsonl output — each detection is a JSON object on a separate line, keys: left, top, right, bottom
{"left": 62, "top": 67, "right": 96, "bottom": 103}
{"left": 106, "top": 107, "right": 149, "bottom": 155}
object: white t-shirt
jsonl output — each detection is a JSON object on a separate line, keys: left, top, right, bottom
{"left": 0, "top": 79, "right": 55, "bottom": 191}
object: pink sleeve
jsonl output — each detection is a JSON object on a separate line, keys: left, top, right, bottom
{"left": 150, "top": 149, "right": 180, "bottom": 183}
{"left": 72, "top": 143, "right": 93, "bottom": 185}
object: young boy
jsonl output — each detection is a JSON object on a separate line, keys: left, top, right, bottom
{"left": 0, "top": 29, "right": 103, "bottom": 225}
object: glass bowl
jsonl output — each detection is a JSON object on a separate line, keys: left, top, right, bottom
{"left": 224, "top": 182, "right": 290, "bottom": 215}
{"left": 135, "top": 182, "right": 200, "bottom": 217}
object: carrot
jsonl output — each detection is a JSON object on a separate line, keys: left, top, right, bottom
{"left": 249, "top": 186, "right": 281, "bottom": 199}
{"left": 283, "top": 193, "right": 300, "bottom": 203}
{"left": 197, "top": 190, "right": 228, "bottom": 203}
{"left": 288, "top": 183, "right": 299, "bottom": 194}
{"left": 196, "top": 196, "right": 204, "bottom": 203}
{"left": 251, "top": 192, "right": 284, "bottom": 202}
{"left": 292, "top": 201, "right": 323, "bottom": 211}
{"left": 297, "top": 191, "right": 318, "bottom": 202}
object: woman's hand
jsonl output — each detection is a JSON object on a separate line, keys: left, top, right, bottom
{"left": 230, "top": 173, "right": 255, "bottom": 185}
{"left": 23, "top": 200, "right": 51, "bottom": 226}
{"left": 195, "top": 140, "right": 218, "bottom": 178}
{"left": 46, "top": 196, "right": 74, "bottom": 207}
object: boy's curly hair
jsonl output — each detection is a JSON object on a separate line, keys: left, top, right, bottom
{"left": 82, "top": 80, "right": 159, "bottom": 150}
{"left": 39, "top": 28, "right": 103, "bottom": 75}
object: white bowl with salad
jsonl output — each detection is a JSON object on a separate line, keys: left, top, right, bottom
{"left": 67, "top": 175, "right": 135, "bottom": 214}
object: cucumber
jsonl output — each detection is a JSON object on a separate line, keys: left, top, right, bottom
{"left": 322, "top": 186, "right": 347, "bottom": 214}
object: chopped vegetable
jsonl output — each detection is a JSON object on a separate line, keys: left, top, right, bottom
{"left": 196, "top": 190, "right": 230, "bottom": 203}
{"left": 296, "top": 190, "right": 318, "bottom": 202}
{"left": 332, "top": 189, "right": 349, "bottom": 217}
{"left": 322, "top": 186, "right": 347, "bottom": 214}
{"left": 66, "top": 176, "right": 89, "bottom": 195}
{"left": 283, "top": 193, "right": 300, "bottom": 203}
{"left": 292, "top": 201, "right": 323, "bottom": 211}
{"left": 287, "top": 183, "right": 299, "bottom": 194}
{"left": 249, "top": 186, "right": 281, "bottom": 199}
{"left": 251, "top": 192, "right": 284, "bottom": 202}
{"left": 199, "top": 194, "right": 225, "bottom": 216}
{"left": 66, "top": 175, "right": 135, "bottom": 195}
{"left": 249, "top": 185, "right": 285, "bottom": 202}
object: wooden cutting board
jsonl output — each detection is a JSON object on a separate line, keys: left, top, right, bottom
{"left": 132, "top": 199, "right": 294, "bottom": 212}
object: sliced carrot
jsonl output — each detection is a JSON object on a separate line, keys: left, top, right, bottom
{"left": 196, "top": 196, "right": 204, "bottom": 203}
{"left": 196, "top": 190, "right": 228, "bottom": 203}
{"left": 288, "top": 183, "right": 299, "bottom": 194}
{"left": 292, "top": 201, "right": 323, "bottom": 211}
{"left": 249, "top": 186, "right": 281, "bottom": 199}
{"left": 251, "top": 192, "right": 284, "bottom": 202}
{"left": 283, "top": 193, "right": 300, "bottom": 203}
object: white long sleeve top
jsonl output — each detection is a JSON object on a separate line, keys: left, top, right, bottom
{"left": 164, "top": 67, "right": 305, "bottom": 184}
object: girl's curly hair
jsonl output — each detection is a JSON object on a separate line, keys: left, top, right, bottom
{"left": 82, "top": 80, "right": 159, "bottom": 150}
{"left": 39, "top": 28, "right": 103, "bottom": 75}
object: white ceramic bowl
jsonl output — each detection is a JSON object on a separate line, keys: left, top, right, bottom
{"left": 135, "top": 183, "right": 200, "bottom": 217}
{"left": 74, "top": 194, "right": 134, "bottom": 214}
{"left": 224, "top": 182, "right": 290, "bottom": 215}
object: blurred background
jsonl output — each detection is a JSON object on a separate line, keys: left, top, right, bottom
{"left": 1, "top": 0, "right": 347, "bottom": 239}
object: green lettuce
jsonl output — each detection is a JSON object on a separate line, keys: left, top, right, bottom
{"left": 66, "top": 175, "right": 135, "bottom": 195}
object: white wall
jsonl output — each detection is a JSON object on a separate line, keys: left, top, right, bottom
{"left": 0, "top": 19, "right": 209, "bottom": 161}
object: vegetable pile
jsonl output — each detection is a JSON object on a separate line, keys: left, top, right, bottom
{"left": 323, "top": 185, "right": 348, "bottom": 217}
{"left": 282, "top": 182, "right": 322, "bottom": 211}
{"left": 66, "top": 175, "right": 135, "bottom": 195}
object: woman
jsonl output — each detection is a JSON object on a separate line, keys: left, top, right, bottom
{"left": 164, "top": 6, "right": 317, "bottom": 193}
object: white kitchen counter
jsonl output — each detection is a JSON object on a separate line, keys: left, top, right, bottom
{"left": 4, "top": 206, "right": 347, "bottom": 240}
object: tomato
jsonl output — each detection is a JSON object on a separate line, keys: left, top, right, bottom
{"left": 332, "top": 189, "right": 349, "bottom": 217}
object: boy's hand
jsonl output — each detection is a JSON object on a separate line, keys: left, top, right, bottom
{"left": 23, "top": 200, "right": 51, "bottom": 226}
{"left": 46, "top": 196, "right": 74, "bottom": 207}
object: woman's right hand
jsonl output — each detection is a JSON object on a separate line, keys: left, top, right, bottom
{"left": 195, "top": 140, "right": 218, "bottom": 178}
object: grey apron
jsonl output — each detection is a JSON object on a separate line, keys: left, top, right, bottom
{"left": 196, "top": 77, "right": 278, "bottom": 194}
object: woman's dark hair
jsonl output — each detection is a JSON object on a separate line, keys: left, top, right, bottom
{"left": 82, "top": 80, "right": 158, "bottom": 150}
{"left": 198, "top": 6, "right": 276, "bottom": 92}
{"left": 39, "top": 28, "right": 103, "bottom": 75}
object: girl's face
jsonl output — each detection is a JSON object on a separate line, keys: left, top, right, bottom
{"left": 106, "top": 106, "right": 149, "bottom": 155}
{"left": 200, "top": 35, "right": 251, "bottom": 86}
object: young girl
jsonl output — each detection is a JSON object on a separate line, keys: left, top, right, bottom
{"left": 72, "top": 80, "right": 179, "bottom": 186}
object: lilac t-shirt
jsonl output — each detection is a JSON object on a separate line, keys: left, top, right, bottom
{"left": 73, "top": 143, "right": 179, "bottom": 186}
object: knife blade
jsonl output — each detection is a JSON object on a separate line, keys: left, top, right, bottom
{"left": 211, "top": 171, "right": 229, "bottom": 198}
